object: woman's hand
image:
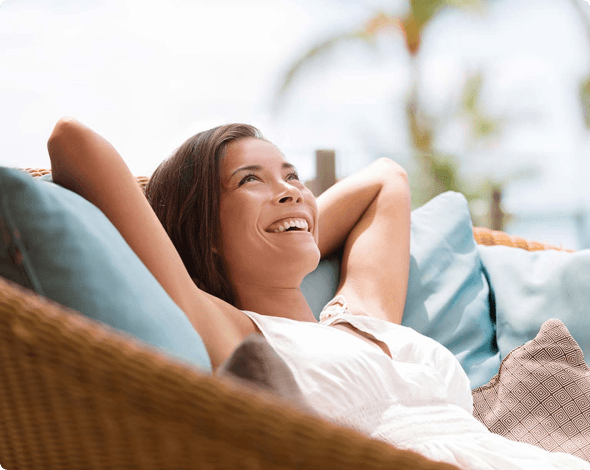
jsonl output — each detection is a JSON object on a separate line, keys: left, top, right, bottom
{"left": 316, "top": 157, "right": 407, "bottom": 259}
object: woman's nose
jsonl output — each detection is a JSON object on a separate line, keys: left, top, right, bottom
{"left": 275, "top": 180, "right": 303, "bottom": 204}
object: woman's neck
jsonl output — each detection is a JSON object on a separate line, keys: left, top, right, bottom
{"left": 232, "top": 283, "right": 317, "bottom": 322}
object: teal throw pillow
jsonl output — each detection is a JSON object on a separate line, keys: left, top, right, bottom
{"left": 0, "top": 167, "right": 211, "bottom": 371}
{"left": 478, "top": 243, "right": 590, "bottom": 364}
{"left": 301, "top": 255, "right": 341, "bottom": 321}
{"left": 402, "top": 191, "right": 497, "bottom": 389}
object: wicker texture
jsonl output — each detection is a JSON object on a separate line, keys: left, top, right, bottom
{"left": 0, "top": 276, "right": 459, "bottom": 470}
{"left": 20, "top": 168, "right": 52, "bottom": 178}
{"left": 19, "top": 167, "right": 150, "bottom": 194}
{"left": 472, "top": 226, "right": 574, "bottom": 253}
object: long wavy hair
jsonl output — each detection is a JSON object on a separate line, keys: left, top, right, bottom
{"left": 145, "top": 124, "right": 265, "bottom": 306}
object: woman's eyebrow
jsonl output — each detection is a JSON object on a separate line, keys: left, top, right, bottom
{"left": 230, "top": 162, "right": 297, "bottom": 179}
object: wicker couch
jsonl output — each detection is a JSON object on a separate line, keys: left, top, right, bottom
{"left": 0, "top": 168, "right": 573, "bottom": 470}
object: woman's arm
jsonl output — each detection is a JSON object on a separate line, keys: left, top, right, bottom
{"left": 47, "top": 118, "right": 198, "bottom": 314}
{"left": 316, "top": 158, "right": 411, "bottom": 324}
{"left": 47, "top": 118, "right": 253, "bottom": 369}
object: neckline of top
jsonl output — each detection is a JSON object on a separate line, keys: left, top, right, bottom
{"left": 320, "top": 294, "right": 351, "bottom": 322}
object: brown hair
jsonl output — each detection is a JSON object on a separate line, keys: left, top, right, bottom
{"left": 145, "top": 123, "right": 265, "bottom": 306}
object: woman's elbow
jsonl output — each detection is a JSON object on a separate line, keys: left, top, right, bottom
{"left": 374, "top": 157, "right": 409, "bottom": 187}
{"left": 374, "top": 157, "right": 408, "bottom": 178}
{"left": 47, "top": 117, "right": 90, "bottom": 164}
{"left": 48, "top": 117, "right": 83, "bottom": 146}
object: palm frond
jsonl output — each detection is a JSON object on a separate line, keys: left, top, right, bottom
{"left": 273, "top": 29, "right": 374, "bottom": 113}
{"left": 580, "top": 75, "right": 590, "bottom": 128}
{"left": 461, "top": 73, "right": 483, "bottom": 113}
{"left": 273, "top": 12, "right": 405, "bottom": 113}
{"left": 442, "top": 0, "right": 487, "bottom": 12}
{"left": 410, "top": 0, "right": 486, "bottom": 33}
{"left": 410, "top": 0, "right": 446, "bottom": 28}
{"left": 570, "top": 0, "right": 590, "bottom": 128}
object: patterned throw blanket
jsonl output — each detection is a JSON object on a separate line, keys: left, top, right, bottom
{"left": 473, "top": 319, "right": 590, "bottom": 462}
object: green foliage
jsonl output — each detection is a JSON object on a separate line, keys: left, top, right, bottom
{"left": 410, "top": 0, "right": 446, "bottom": 29}
{"left": 408, "top": 150, "right": 493, "bottom": 227}
{"left": 461, "top": 73, "right": 503, "bottom": 138}
{"left": 443, "top": 0, "right": 487, "bottom": 11}
{"left": 461, "top": 74, "right": 481, "bottom": 113}
{"left": 580, "top": 74, "right": 590, "bottom": 128}
{"left": 275, "top": 30, "right": 374, "bottom": 113}
{"left": 409, "top": 0, "right": 486, "bottom": 36}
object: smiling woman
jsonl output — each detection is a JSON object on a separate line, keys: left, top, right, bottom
{"left": 217, "top": 136, "right": 321, "bottom": 322}
{"left": 46, "top": 117, "right": 590, "bottom": 470}
{"left": 144, "top": 124, "right": 322, "bottom": 323}
{"left": 48, "top": 119, "right": 259, "bottom": 369}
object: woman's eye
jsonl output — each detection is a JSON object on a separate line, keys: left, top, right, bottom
{"left": 239, "top": 172, "right": 299, "bottom": 186}
{"left": 239, "top": 174, "right": 258, "bottom": 185}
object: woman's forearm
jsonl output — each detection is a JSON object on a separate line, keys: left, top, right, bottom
{"left": 315, "top": 158, "right": 408, "bottom": 259}
{"left": 47, "top": 118, "right": 200, "bottom": 315}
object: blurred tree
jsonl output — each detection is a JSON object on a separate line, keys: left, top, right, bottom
{"left": 274, "top": 0, "right": 518, "bottom": 230}
{"left": 570, "top": 0, "right": 590, "bottom": 128}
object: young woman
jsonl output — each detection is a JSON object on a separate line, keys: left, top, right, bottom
{"left": 47, "top": 118, "right": 589, "bottom": 470}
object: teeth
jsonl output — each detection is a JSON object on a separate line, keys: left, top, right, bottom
{"left": 270, "top": 217, "right": 309, "bottom": 233}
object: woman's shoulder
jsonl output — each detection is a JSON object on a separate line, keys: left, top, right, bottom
{"left": 185, "top": 288, "right": 260, "bottom": 370}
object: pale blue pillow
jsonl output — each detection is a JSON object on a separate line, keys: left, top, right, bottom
{"left": 478, "top": 244, "right": 590, "bottom": 363}
{"left": 0, "top": 167, "right": 211, "bottom": 371}
{"left": 303, "top": 191, "right": 497, "bottom": 388}
{"left": 401, "top": 192, "right": 497, "bottom": 389}
{"left": 301, "top": 255, "right": 340, "bottom": 320}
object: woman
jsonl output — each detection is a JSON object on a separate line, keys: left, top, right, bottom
{"left": 47, "top": 118, "right": 589, "bottom": 470}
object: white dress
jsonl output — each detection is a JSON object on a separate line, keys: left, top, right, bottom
{"left": 241, "top": 295, "right": 590, "bottom": 470}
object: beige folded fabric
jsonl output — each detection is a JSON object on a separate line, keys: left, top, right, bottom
{"left": 216, "top": 332, "right": 314, "bottom": 413}
{"left": 473, "top": 319, "right": 590, "bottom": 462}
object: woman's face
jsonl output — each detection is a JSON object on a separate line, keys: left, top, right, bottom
{"left": 218, "top": 137, "right": 320, "bottom": 288}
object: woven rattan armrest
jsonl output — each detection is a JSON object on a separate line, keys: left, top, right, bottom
{"left": 0, "top": 276, "right": 458, "bottom": 470}
{"left": 472, "top": 226, "right": 574, "bottom": 252}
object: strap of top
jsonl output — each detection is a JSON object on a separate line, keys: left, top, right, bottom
{"left": 319, "top": 294, "right": 351, "bottom": 322}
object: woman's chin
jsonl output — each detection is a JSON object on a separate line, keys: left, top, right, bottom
{"left": 278, "top": 245, "right": 320, "bottom": 267}
{"left": 251, "top": 248, "right": 320, "bottom": 280}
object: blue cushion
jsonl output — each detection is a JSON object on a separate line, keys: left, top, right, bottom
{"left": 0, "top": 167, "right": 211, "bottom": 371}
{"left": 401, "top": 192, "right": 497, "bottom": 389}
{"left": 303, "top": 191, "right": 497, "bottom": 388}
{"left": 301, "top": 256, "right": 341, "bottom": 320}
{"left": 478, "top": 244, "right": 590, "bottom": 364}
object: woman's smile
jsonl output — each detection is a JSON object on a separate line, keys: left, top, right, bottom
{"left": 265, "top": 216, "right": 312, "bottom": 233}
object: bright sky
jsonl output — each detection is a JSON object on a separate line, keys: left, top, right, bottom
{"left": 0, "top": 0, "right": 409, "bottom": 179}
{"left": 2, "top": 0, "right": 590, "bottom": 247}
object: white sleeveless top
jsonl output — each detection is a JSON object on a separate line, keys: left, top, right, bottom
{"left": 241, "top": 295, "right": 589, "bottom": 470}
